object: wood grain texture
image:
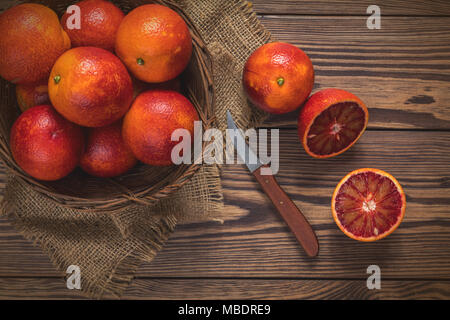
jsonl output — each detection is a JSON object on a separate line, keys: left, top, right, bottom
{"left": 1, "top": 131, "right": 448, "bottom": 280}
{"left": 255, "top": 16, "right": 450, "bottom": 129}
{"left": 251, "top": 0, "right": 450, "bottom": 16}
{"left": 0, "top": 0, "right": 449, "bottom": 300}
{"left": 0, "top": 278, "right": 448, "bottom": 299}
{"left": 2, "top": 0, "right": 450, "bottom": 16}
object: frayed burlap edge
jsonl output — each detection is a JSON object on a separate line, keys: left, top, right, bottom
{"left": 109, "top": 165, "right": 225, "bottom": 238}
{"left": 0, "top": 0, "right": 273, "bottom": 298}
{"left": 0, "top": 174, "right": 177, "bottom": 298}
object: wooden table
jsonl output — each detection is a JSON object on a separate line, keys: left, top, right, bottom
{"left": 0, "top": 0, "right": 449, "bottom": 299}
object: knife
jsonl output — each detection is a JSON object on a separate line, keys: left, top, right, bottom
{"left": 227, "top": 110, "right": 319, "bottom": 257}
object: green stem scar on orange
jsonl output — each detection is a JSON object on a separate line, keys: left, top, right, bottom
{"left": 277, "top": 77, "right": 285, "bottom": 86}
{"left": 53, "top": 75, "right": 61, "bottom": 84}
{"left": 136, "top": 58, "right": 145, "bottom": 65}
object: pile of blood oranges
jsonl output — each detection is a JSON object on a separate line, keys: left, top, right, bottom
{"left": 0, "top": 1, "right": 198, "bottom": 181}
{"left": 243, "top": 42, "right": 406, "bottom": 241}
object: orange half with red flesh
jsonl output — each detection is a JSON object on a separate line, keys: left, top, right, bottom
{"left": 298, "top": 88, "right": 369, "bottom": 158}
{"left": 332, "top": 168, "right": 406, "bottom": 242}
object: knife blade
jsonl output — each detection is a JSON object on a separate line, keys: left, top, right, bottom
{"left": 226, "top": 110, "right": 319, "bottom": 257}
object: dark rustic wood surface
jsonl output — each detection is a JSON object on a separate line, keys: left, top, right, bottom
{"left": 0, "top": 0, "right": 449, "bottom": 299}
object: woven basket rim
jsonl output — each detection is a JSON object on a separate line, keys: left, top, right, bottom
{"left": 0, "top": 0, "right": 215, "bottom": 213}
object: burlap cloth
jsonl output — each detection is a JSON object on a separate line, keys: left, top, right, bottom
{"left": 0, "top": 0, "right": 271, "bottom": 298}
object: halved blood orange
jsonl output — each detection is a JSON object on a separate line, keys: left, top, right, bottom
{"left": 298, "top": 88, "right": 369, "bottom": 158}
{"left": 332, "top": 168, "right": 406, "bottom": 242}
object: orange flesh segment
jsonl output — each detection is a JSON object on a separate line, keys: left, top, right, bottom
{"left": 334, "top": 171, "right": 404, "bottom": 239}
{"left": 307, "top": 102, "right": 366, "bottom": 156}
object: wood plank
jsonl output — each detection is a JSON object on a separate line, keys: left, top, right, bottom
{"left": 2, "top": 0, "right": 450, "bottom": 17}
{"left": 0, "top": 130, "right": 449, "bottom": 279}
{"left": 0, "top": 277, "right": 448, "bottom": 299}
{"left": 256, "top": 16, "right": 450, "bottom": 129}
{"left": 251, "top": 0, "right": 450, "bottom": 16}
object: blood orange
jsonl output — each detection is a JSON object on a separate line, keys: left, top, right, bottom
{"left": 115, "top": 4, "right": 192, "bottom": 83}
{"left": 243, "top": 42, "right": 314, "bottom": 114}
{"left": 332, "top": 168, "right": 406, "bottom": 242}
{"left": 61, "top": 0, "right": 124, "bottom": 52}
{"left": 298, "top": 88, "right": 369, "bottom": 158}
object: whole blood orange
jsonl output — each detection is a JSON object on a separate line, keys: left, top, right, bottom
{"left": 243, "top": 42, "right": 314, "bottom": 114}
{"left": 332, "top": 168, "right": 406, "bottom": 242}
{"left": 61, "top": 0, "right": 124, "bottom": 52}
{"left": 16, "top": 80, "right": 50, "bottom": 112}
{"left": 298, "top": 88, "right": 369, "bottom": 158}
{"left": 80, "top": 121, "right": 137, "bottom": 178}
{"left": 0, "top": 3, "right": 71, "bottom": 84}
{"left": 48, "top": 47, "right": 133, "bottom": 127}
{"left": 115, "top": 4, "right": 192, "bottom": 83}
{"left": 10, "top": 105, "right": 84, "bottom": 181}
{"left": 122, "top": 90, "right": 199, "bottom": 166}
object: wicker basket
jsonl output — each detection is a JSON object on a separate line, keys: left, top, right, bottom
{"left": 0, "top": 0, "right": 214, "bottom": 213}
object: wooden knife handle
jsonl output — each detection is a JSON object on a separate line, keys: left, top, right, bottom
{"left": 253, "top": 165, "right": 319, "bottom": 257}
